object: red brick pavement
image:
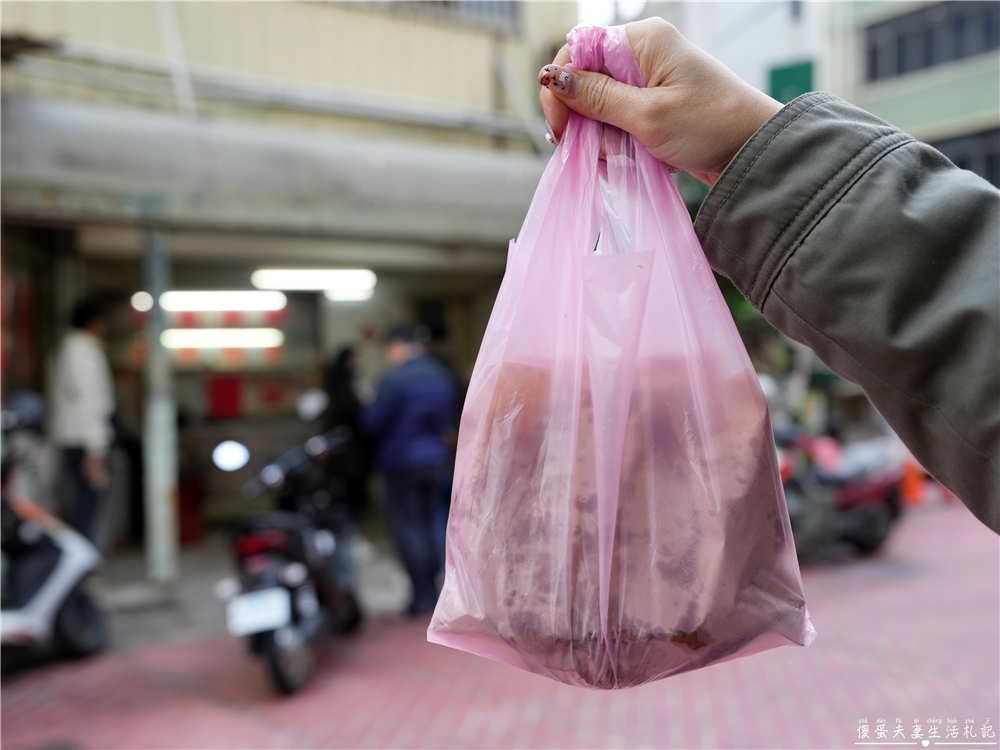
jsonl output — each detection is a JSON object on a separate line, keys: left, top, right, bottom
{"left": 2, "top": 504, "right": 998, "bottom": 750}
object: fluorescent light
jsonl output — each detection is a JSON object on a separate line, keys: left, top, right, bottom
{"left": 160, "top": 328, "right": 285, "bottom": 349}
{"left": 251, "top": 268, "right": 377, "bottom": 292}
{"left": 132, "top": 290, "right": 287, "bottom": 312}
{"left": 131, "top": 291, "right": 154, "bottom": 312}
{"left": 161, "top": 291, "right": 287, "bottom": 312}
{"left": 324, "top": 287, "right": 374, "bottom": 301}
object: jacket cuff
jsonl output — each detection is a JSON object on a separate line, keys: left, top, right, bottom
{"left": 693, "top": 92, "right": 912, "bottom": 309}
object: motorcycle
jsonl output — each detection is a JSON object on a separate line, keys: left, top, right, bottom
{"left": 1, "top": 395, "right": 106, "bottom": 662}
{"left": 775, "top": 427, "right": 904, "bottom": 555}
{"left": 214, "top": 426, "right": 362, "bottom": 694}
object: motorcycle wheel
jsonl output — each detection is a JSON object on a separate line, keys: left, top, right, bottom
{"left": 262, "top": 626, "right": 314, "bottom": 695}
{"left": 55, "top": 587, "right": 106, "bottom": 658}
{"left": 333, "top": 591, "right": 362, "bottom": 635}
{"left": 247, "top": 632, "right": 265, "bottom": 655}
{"left": 844, "top": 502, "right": 893, "bottom": 555}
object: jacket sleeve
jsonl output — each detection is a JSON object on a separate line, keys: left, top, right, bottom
{"left": 694, "top": 91, "right": 1000, "bottom": 533}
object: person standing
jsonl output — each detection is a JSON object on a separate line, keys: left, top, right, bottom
{"left": 323, "top": 346, "right": 374, "bottom": 525}
{"left": 50, "top": 299, "right": 115, "bottom": 540}
{"left": 361, "top": 325, "right": 456, "bottom": 616}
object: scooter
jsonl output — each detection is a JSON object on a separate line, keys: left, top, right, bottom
{"left": 215, "top": 427, "right": 361, "bottom": 694}
{"left": 776, "top": 427, "right": 904, "bottom": 555}
{"left": 1, "top": 397, "right": 106, "bottom": 661}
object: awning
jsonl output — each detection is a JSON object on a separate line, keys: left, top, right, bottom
{"left": 1, "top": 96, "right": 547, "bottom": 247}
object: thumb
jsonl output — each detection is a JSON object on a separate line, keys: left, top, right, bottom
{"left": 538, "top": 65, "right": 646, "bottom": 136}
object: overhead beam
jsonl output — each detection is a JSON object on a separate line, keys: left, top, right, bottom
{"left": 78, "top": 226, "right": 508, "bottom": 271}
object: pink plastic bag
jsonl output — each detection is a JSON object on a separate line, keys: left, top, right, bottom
{"left": 428, "top": 24, "right": 815, "bottom": 689}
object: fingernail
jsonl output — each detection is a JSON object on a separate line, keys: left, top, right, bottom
{"left": 545, "top": 122, "right": 559, "bottom": 146}
{"left": 539, "top": 64, "right": 579, "bottom": 98}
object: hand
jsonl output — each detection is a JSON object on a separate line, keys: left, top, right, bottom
{"left": 357, "top": 381, "right": 377, "bottom": 407}
{"left": 83, "top": 455, "right": 110, "bottom": 490}
{"left": 538, "top": 18, "right": 783, "bottom": 186}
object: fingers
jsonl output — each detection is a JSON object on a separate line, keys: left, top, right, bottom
{"left": 539, "top": 87, "right": 569, "bottom": 142}
{"left": 538, "top": 65, "right": 647, "bottom": 137}
{"left": 539, "top": 43, "right": 625, "bottom": 144}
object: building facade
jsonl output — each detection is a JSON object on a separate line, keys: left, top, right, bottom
{"left": 822, "top": 1, "right": 999, "bottom": 186}
{"left": 1, "top": 2, "right": 576, "bottom": 559}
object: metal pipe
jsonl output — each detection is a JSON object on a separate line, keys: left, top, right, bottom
{"left": 155, "top": 0, "right": 198, "bottom": 118}
{"left": 142, "top": 229, "right": 179, "bottom": 585}
{"left": 15, "top": 39, "right": 532, "bottom": 140}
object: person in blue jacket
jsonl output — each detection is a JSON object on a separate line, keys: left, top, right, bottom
{"left": 362, "top": 324, "right": 457, "bottom": 615}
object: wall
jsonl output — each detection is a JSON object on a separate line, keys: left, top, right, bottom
{"left": 1, "top": 1, "right": 577, "bottom": 150}
{"left": 821, "top": 1, "right": 1000, "bottom": 142}
{"left": 642, "top": 1, "right": 824, "bottom": 96}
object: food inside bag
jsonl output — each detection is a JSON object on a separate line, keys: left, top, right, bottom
{"left": 428, "top": 24, "right": 815, "bottom": 689}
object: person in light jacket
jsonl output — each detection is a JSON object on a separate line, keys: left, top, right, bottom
{"left": 537, "top": 19, "right": 999, "bottom": 534}
{"left": 50, "top": 299, "right": 116, "bottom": 540}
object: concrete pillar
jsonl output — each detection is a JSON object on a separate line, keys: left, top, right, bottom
{"left": 142, "top": 229, "right": 179, "bottom": 584}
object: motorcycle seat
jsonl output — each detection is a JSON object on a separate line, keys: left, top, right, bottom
{"left": 236, "top": 511, "right": 313, "bottom": 536}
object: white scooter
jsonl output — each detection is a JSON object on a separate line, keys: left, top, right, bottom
{"left": 1, "top": 497, "right": 105, "bottom": 658}
{"left": 1, "top": 396, "right": 106, "bottom": 661}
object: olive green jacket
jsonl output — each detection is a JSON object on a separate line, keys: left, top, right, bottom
{"left": 694, "top": 92, "right": 1000, "bottom": 533}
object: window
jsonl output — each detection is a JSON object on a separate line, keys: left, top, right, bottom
{"left": 383, "top": 1, "right": 519, "bottom": 34}
{"left": 865, "top": 2, "right": 1000, "bottom": 82}
{"left": 930, "top": 127, "right": 1000, "bottom": 187}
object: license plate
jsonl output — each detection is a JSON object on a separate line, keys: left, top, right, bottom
{"left": 227, "top": 587, "right": 291, "bottom": 636}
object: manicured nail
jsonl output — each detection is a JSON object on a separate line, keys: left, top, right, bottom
{"left": 539, "top": 65, "right": 579, "bottom": 98}
{"left": 545, "top": 122, "right": 559, "bottom": 146}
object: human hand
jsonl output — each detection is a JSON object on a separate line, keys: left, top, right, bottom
{"left": 357, "top": 381, "right": 377, "bottom": 407}
{"left": 538, "top": 18, "right": 783, "bottom": 186}
{"left": 83, "top": 454, "right": 110, "bottom": 490}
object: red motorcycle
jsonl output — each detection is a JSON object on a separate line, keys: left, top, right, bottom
{"left": 775, "top": 429, "right": 904, "bottom": 555}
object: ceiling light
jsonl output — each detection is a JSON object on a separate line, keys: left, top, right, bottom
{"left": 161, "top": 291, "right": 287, "bottom": 312}
{"left": 160, "top": 328, "right": 285, "bottom": 349}
{"left": 212, "top": 441, "right": 250, "bottom": 472}
{"left": 251, "top": 268, "right": 376, "bottom": 292}
{"left": 324, "top": 287, "right": 374, "bottom": 301}
{"left": 131, "top": 291, "right": 154, "bottom": 312}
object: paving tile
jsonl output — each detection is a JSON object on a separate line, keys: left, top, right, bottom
{"left": 2, "top": 504, "right": 997, "bottom": 750}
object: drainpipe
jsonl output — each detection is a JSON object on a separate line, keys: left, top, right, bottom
{"left": 156, "top": 0, "right": 197, "bottom": 118}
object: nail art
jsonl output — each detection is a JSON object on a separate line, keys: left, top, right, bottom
{"left": 545, "top": 122, "right": 559, "bottom": 146}
{"left": 538, "top": 64, "right": 579, "bottom": 98}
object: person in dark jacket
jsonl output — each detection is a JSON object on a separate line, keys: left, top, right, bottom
{"left": 362, "top": 325, "right": 457, "bottom": 614}
{"left": 538, "top": 19, "right": 999, "bottom": 534}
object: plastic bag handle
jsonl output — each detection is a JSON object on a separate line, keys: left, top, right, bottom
{"left": 567, "top": 24, "right": 645, "bottom": 89}
{"left": 562, "top": 25, "right": 650, "bottom": 256}
{"left": 560, "top": 24, "right": 646, "bottom": 163}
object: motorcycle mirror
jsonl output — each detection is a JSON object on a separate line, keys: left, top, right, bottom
{"left": 295, "top": 388, "right": 329, "bottom": 422}
{"left": 304, "top": 435, "right": 329, "bottom": 459}
{"left": 260, "top": 463, "right": 285, "bottom": 490}
{"left": 212, "top": 441, "right": 250, "bottom": 472}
